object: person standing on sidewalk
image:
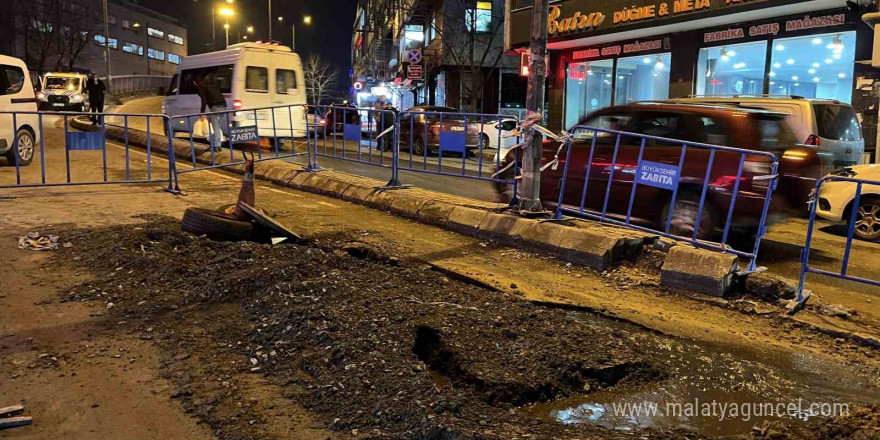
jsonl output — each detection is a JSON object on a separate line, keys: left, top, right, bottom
{"left": 194, "top": 74, "right": 227, "bottom": 150}
{"left": 85, "top": 74, "right": 106, "bottom": 125}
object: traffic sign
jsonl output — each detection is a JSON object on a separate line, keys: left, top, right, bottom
{"left": 407, "top": 65, "right": 423, "bottom": 80}
{"left": 406, "top": 49, "right": 422, "bottom": 65}
{"left": 353, "top": 81, "right": 364, "bottom": 91}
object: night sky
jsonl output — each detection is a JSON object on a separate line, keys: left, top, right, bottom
{"left": 140, "top": 0, "right": 359, "bottom": 96}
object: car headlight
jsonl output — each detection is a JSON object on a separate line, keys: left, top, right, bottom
{"left": 37, "top": 92, "right": 47, "bottom": 102}
{"left": 69, "top": 94, "right": 84, "bottom": 103}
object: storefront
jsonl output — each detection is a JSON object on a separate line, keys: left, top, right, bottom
{"left": 506, "top": 0, "right": 875, "bottom": 132}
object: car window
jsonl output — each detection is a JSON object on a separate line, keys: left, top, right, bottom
{"left": 575, "top": 112, "right": 634, "bottom": 145}
{"left": 179, "top": 65, "right": 233, "bottom": 95}
{"left": 246, "top": 66, "right": 268, "bottom": 92}
{"left": 689, "top": 116, "right": 729, "bottom": 146}
{"left": 813, "top": 104, "right": 862, "bottom": 141}
{"left": 276, "top": 69, "right": 297, "bottom": 94}
{"left": 755, "top": 116, "right": 797, "bottom": 152}
{"left": 2, "top": 65, "right": 26, "bottom": 95}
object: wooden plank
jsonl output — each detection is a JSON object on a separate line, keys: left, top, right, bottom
{"left": 0, "top": 417, "right": 33, "bottom": 430}
{"left": 0, "top": 405, "right": 23, "bottom": 417}
{"left": 238, "top": 203, "right": 304, "bottom": 242}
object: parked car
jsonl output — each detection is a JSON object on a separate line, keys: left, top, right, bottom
{"left": 164, "top": 41, "right": 307, "bottom": 139}
{"left": 672, "top": 96, "right": 863, "bottom": 168}
{"left": 37, "top": 72, "right": 89, "bottom": 112}
{"left": 0, "top": 55, "right": 40, "bottom": 166}
{"left": 317, "top": 103, "right": 361, "bottom": 137}
{"left": 398, "top": 106, "right": 482, "bottom": 156}
{"left": 497, "top": 102, "right": 824, "bottom": 239}
{"left": 815, "top": 165, "right": 880, "bottom": 241}
{"left": 481, "top": 118, "right": 520, "bottom": 151}
{"left": 306, "top": 105, "right": 325, "bottom": 134}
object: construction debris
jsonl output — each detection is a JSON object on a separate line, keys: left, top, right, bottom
{"left": 18, "top": 232, "right": 60, "bottom": 251}
{"left": 0, "top": 404, "right": 31, "bottom": 431}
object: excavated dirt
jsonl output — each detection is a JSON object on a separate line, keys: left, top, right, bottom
{"left": 49, "top": 217, "right": 878, "bottom": 440}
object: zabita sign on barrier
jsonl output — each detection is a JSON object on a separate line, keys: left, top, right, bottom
{"left": 229, "top": 125, "right": 259, "bottom": 144}
{"left": 636, "top": 160, "right": 680, "bottom": 190}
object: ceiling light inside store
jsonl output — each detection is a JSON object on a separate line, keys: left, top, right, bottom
{"left": 833, "top": 53, "right": 841, "bottom": 59}
{"left": 838, "top": 73, "right": 845, "bottom": 78}
{"left": 775, "top": 44, "right": 784, "bottom": 51}
{"left": 786, "top": 59, "right": 795, "bottom": 64}
{"left": 720, "top": 48, "right": 730, "bottom": 61}
{"left": 813, "top": 77, "right": 820, "bottom": 82}
{"left": 655, "top": 56, "right": 664, "bottom": 69}
{"left": 812, "top": 38, "right": 822, "bottom": 44}
{"left": 643, "top": 57, "right": 652, "bottom": 64}
{"left": 808, "top": 68, "right": 816, "bottom": 74}
{"left": 773, "top": 62, "right": 781, "bottom": 68}
{"left": 794, "top": 83, "right": 800, "bottom": 86}
{"left": 769, "top": 71, "right": 776, "bottom": 77}
{"left": 812, "top": 62, "right": 820, "bottom": 68}
{"left": 825, "top": 58, "right": 833, "bottom": 64}
{"left": 791, "top": 75, "right": 799, "bottom": 80}
{"left": 727, "top": 50, "right": 736, "bottom": 56}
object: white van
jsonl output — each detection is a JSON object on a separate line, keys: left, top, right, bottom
{"left": 163, "top": 41, "right": 308, "bottom": 140}
{"left": 37, "top": 72, "right": 89, "bottom": 112}
{"left": 0, "top": 55, "right": 40, "bottom": 166}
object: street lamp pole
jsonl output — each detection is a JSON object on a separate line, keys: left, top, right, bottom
{"left": 268, "top": 0, "right": 272, "bottom": 40}
{"left": 292, "top": 23, "right": 295, "bottom": 52}
{"left": 102, "top": 0, "right": 112, "bottom": 91}
{"left": 212, "top": 4, "right": 216, "bottom": 50}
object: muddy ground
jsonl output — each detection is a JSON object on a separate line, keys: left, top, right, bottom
{"left": 42, "top": 217, "right": 880, "bottom": 440}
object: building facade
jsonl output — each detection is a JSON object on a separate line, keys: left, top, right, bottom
{"left": 5, "top": 0, "right": 187, "bottom": 78}
{"left": 507, "top": 0, "right": 878, "bottom": 138}
{"left": 352, "top": 0, "right": 525, "bottom": 114}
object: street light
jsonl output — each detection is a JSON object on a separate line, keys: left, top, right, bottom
{"left": 223, "top": 23, "right": 230, "bottom": 48}
{"left": 219, "top": 7, "right": 234, "bottom": 48}
{"left": 281, "top": 15, "right": 312, "bottom": 52}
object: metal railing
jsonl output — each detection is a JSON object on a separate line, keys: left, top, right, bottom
{"left": 0, "top": 109, "right": 176, "bottom": 192}
{"left": 167, "top": 104, "right": 311, "bottom": 175}
{"left": 103, "top": 75, "right": 172, "bottom": 95}
{"left": 796, "top": 176, "right": 880, "bottom": 304}
{"left": 552, "top": 125, "right": 780, "bottom": 271}
{"left": 309, "top": 105, "right": 398, "bottom": 172}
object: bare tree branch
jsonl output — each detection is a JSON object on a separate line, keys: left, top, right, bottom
{"left": 304, "top": 56, "right": 338, "bottom": 106}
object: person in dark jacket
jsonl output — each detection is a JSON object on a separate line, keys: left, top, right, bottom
{"left": 194, "top": 74, "right": 227, "bottom": 149}
{"left": 85, "top": 74, "right": 106, "bottom": 124}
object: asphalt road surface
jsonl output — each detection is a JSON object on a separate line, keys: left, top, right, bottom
{"left": 102, "top": 97, "right": 880, "bottom": 324}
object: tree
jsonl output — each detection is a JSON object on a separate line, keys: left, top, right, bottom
{"left": 17, "top": 0, "right": 101, "bottom": 74}
{"left": 428, "top": 0, "right": 513, "bottom": 113}
{"left": 18, "top": 0, "right": 58, "bottom": 75}
{"left": 57, "top": 0, "right": 102, "bottom": 71}
{"left": 304, "top": 56, "right": 338, "bottom": 106}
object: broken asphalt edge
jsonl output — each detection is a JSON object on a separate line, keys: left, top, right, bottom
{"left": 79, "top": 119, "right": 878, "bottom": 350}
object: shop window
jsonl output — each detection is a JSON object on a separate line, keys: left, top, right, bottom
{"left": 565, "top": 59, "right": 613, "bottom": 129}
{"left": 769, "top": 31, "right": 855, "bottom": 103}
{"left": 696, "top": 41, "right": 767, "bottom": 96}
{"left": 614, "top": 53, "right": 671, "bottom": 106}
{"left": 466, "top": 2, "right": 492, "bottom": 32}
{"left": 246, "top": 66, "right": 269, "bottom": 92}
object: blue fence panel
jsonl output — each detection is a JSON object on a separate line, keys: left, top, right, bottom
{"left": 0, "top": 110, "right": 175, "bottom": 191}
{"left": 796, "top": 176, "right": 880, "bottom": 304}
{"left": 553, "top": 125, "right": 780, "bottom": 272}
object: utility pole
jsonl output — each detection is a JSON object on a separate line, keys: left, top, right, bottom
{"left": 268, "top": 0, "right": 272, "bottom": 40}
{"left": 518, "top": 0, "right": 548, "bottom": 213}
{"left": 102, "top": 0, "right": 112, "bottom": 92}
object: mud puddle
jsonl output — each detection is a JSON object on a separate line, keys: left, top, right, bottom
{"left": 523, "top": 311, "right": 878, "bottom": 436}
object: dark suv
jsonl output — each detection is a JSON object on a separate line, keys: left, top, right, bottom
{"left": 503, "top": 103, "right": 825, "bottom": 238}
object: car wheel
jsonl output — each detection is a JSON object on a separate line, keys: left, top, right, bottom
{"left": 413, "top": 137, "right": 426, "bottom": 156}
{"left": 852, "top": 197, "right": 880, "bottom": 242}
{"left": 6, "top": 129, "right": 35, "bottom": 166}
{"left": 181, "top": 207, "right": 254, "bottom": 242}
{"left": 660, "top": 193, "right": 717, "bottom": 240}
{"left": 480, "top": 134, "right": 491, "bottom": 151}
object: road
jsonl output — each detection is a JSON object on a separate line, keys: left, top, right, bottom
{"left": 107, "top": 97, "right": 880, "bottom": 326}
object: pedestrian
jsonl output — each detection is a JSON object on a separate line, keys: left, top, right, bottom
{"left": 375, "top": 97, "right": 398, "bottom": 152}
{"left": 194, "top": 74, "right": 227, "bottom": 150}
{"left": 85, "top": 74, "right": 106, "bottom": 125}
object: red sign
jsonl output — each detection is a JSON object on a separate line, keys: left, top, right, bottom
{"left": 519, "top": 52, "right": 529, "bottom": 77}
{"left": 407, "top": 64, "right": 423, "bottom": 80}
{"left": 569, "top": 69, "right": 586, "bottom": 80}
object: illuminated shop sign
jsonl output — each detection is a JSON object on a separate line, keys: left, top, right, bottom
{"left": 572, "top": 39, "right": 666, "bottom": 60}
{"left": 702, "top": 13, "right": 845, "bottom": 43}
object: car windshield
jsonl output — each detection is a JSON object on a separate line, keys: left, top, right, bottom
{"left": 812, "top": 104, "right": 862, "bottom": 142}
{"left": 45, "top": 77, "right": 80, "bottom": 90}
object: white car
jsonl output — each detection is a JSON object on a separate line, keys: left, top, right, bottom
{"left": 0, "top": 55, "right": 40, "bottom": 166}
{"left": 480, "top": 118, "right": 519, "bottom": 151}
{"left": 815, "top": 165, "right": 880, "bottom": 241}
{"left": 37, "top": 72, "right": 89, "bottom": 112}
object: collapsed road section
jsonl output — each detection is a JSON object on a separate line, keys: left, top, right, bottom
{"left": 51, "top": 218, "right": 878, "bottom": 440}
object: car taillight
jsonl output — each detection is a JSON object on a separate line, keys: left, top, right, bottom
{"left": 319, "top": 119, "right": 326, "bottom": 126}
{"left": 233, "top": 100, "right": 243, "bottom": 110}
{"left": 805, "top": 134, "right": 820, "bottom": 146}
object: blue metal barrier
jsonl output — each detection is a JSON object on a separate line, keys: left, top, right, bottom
{"left": 796, "top": 176, "right": 880, "bottom": 304}
{"left": 167, "top": 104, "right": 311, "bottom": 177}
{"left": 309, "top": 105, "right": 398, "bottom": 174}
{"left": 553, "top": 125, "right": 780, "bottom": 272}
{"left": 0, "top": 110, "right": 176, "bottom": 192}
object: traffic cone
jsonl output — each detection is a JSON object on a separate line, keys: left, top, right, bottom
{"left": 230, "top": 152, "right": 255, "bottom": 221}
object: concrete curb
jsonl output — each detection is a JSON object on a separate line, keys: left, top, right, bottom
{"left": 660, "top": 245, "right": 738, "bottom": 297}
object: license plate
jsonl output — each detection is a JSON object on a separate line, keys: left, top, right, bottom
{"left": 53, "top": 103, "right": 64, "bottom": 107}
{"left": 450, "top": 126, "right": 464, "bottom": 132}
